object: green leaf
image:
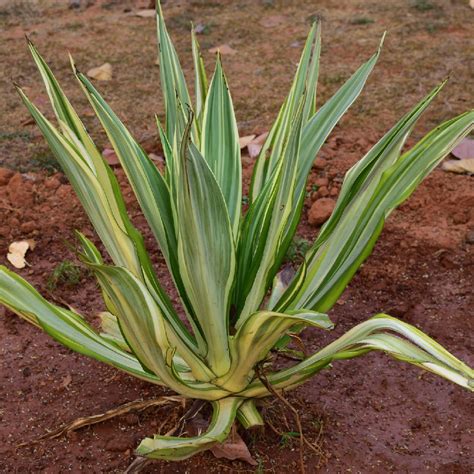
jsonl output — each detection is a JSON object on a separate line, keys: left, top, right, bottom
{"left": 137, "top": 397, "right": 242, "bottom": 460}
{"left": 285, "top": 109, "right": 473, "bottom": 313}
{"left": 236, "top": 400, "right": 264, "bottom": 429}
{"left": 201, "top": 54, "right": 241, "bottom": 236}
{"left": 216, "top": 309, "right": 333, "bottom": 392}
{"left": 250, "top": 22, "right": 320, "bottom": 201}
{"left": 174, "top": 117, "right": 236, "bottom": 376}
{"left": 313, "top": 80, "right": 446, "bottom": 251}
{"left": 85, "top": 263, "right": 230, "bottom": 399}
{"left": 191, "top": 27, "right": 208, "bottom": 125}
{"left": 0, "top": 266, "right": 161, "bottom": 384}
{"left": 234, "top": 99, "right": 305, "bottom": 323}
{"left": 74, "top": 70, "right": 205, "bottom": 342}
{"left": 240, "top": 314, "right": 473, "bottom": 398}
{"left": 156, "top": 1, "right": 196, "bottom": 144}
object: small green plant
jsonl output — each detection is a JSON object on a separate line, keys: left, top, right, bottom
{"left": 30, "top": 149, "right": 61, "bottom": 174}
{"left": 350, "top": 17, "right": 375, "bottom": 25}
{"left": 285, "top": 236, "right": 311, "bottom": 264}
{"left": 412, "top": 0, "right": 435, "bottom": 12}
{"left": 280, "top": 431, "right": 300, "bottom": 447}
{"left": 0, "top": 0, "right": 472, "bottom": 464}
{"left": 47, "top": 260, "right": 82, "bottom": 291}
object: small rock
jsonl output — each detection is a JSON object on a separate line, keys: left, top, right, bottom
{"left": 9, "top": 217, "right": 20, "bottom": 228}
{"left": 66, "top": 431, "right": 79, "bottom": 442}
{"left": 0, "top": 168, "right": 14, "bottom": 186}
{"left": 105, "top": 437, "right": 134, "bottom": 453}
{"left": 308, "top": 198, "right": 335, "bottom": 226}
{"left": 465, "top": 229, "right": 474, "bottom": 244}
{"left": 7, "top": 173, "right": 35, "bottom": 207}
{"left": 314, "top": 177, "right": 328, "bottom": 187}
{"left": 317, "top": 186, "right": 329, "bottom": 198}
{"left": 20, "top": 221, "right": 36, "bottom": 233}
{"left": 124, "top": 413, "right": 139, "bottom": 426}
{"left": 22, "top": 367, "right": 31, "bottom": 377}
{"left": 452, "top": 210, "right": 468, "bottom": 225}
{"left": 329, "top": 186, "right": 339, "bottom": 197}
{"left": 55, "top": 184, "right": 72, "bottom": 199}
{"left": 386, "top": 302, "right": 409, "bottom": 318}
{"left": 313, "top": 158, "right": 327, "bottom": 171}
{"left": 44, "top": 176, "right": 61, "bottom": 190}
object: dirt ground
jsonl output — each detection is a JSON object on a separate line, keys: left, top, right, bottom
{"left": 0, "top": 0, "right": 473, "bottom": 472}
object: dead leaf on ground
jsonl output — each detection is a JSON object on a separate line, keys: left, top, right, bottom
{"left": 210, "top": 424, "right": 258, "bottom": 465}
{"left": 451, "top": 137, "right": 474, "bottom": 160}
{"left": 470, "top": 0, "right": 474, "bottom": 9}
{"left": 252, "top": 132, "right": 269, "bottom": 145}
{"left": 7, "top": 240, "right": 35, "bottom": 269}
{"left": 87, "top": 63, "right": 112, "bottom": 81}
{"left": 442, "top": 158, "right": 474, "bottom": 175}
{"left": 208, "top": 44, "right": 237, "bottom": 55}
{"left": 239, "top": 134, "right": 256, "bottom": 149}
{"left": 245, "top": 132, "right": 269, "bottom": 158}
{"left": 260, "top": 15, "right": 286, "bottom": 28}
{"left": 102, "top": 148, "right": 120, "bottom": 166}
{"left": 248, "top": 143, "right": 262, "bottom": 159}
{"left": 134, "top": 9, "right": 155, "bottom": 18}
{"left": 61, "top": 374, "right": 72, "bottom": 389}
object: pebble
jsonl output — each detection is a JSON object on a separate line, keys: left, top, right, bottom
{"left": 314, "top": 177, "right": 328, "bottom": 187}
{"left": 123, "top": 413, "right": 139, "bottom": 426}
{"left": 0, "top": 167, "right": 14, "bottom": 186}
{"left": 465, "top": 229, "right": 474, "bottom": 244}
{"left": 105, "top": 437, "right": 134, "bottom": 453}
{"left": 317, "top": 186, "right": 329, "bottom": 198}
{"left": 313, "top": 157, "right": 327, "bottom": 170}
{"left": 7, "top": 173, "right": 35, "bottom": 207}
{"left": 44, "top": 176, "right": 61, "bottom": 190}
{"left": 308, "top": 198, "right": 336, "bottom": 226}
{"left": 55, "top": 184, "right": 72, "bottom": 199}
{"left": 20, "top": 221, "right": 36, "bottom": 233}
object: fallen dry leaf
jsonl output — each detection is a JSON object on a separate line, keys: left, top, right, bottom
{"left": 211, "top": 425, "right": 258, "bottom": 465}
{"left": 239, "top": 134, "right": 256, "bottom": 149}
{"left": 87, "top": 63, "right": 112, "bottom": 81}
{"left": 149, "top": 153, "right": 165, "bottom": 164}
{"left": 246, "top": 132, "right": 269, "bottom": 158}
{"left": 61, "top": 374, "right": 72, "bottom": 389}
{"left": 442, "top": 158, "right": 474, "bottom": 175}
{"left": 248, "top": 143, "right": 262, "bottom": 159}
{"left": 260, "top": 15, "right": 286, "bottom": 28}
{"left": 7, "top": 240, "right": 35, "bottom": 269}
{"left": 451, "top": 137, "right": 474, "bottom": 160}
{"left": 252, "top": 132, "right": 269, "bottom": 145}
{"left": 102, "top": 148, "right": 120, "bottom": 166}
{"left": 470, "top": 0, "right": 474, "bottom": 9}
{"left": 134, "top": 9, "right": 155, "bottom": 18}
{"left": 208, "top": 44, "right": 237, "bottom": 55}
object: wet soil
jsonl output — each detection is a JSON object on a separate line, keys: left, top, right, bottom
{"left": 1, "top": 0, "right": 473, "bottom": 472}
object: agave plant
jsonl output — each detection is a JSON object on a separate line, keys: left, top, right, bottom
{"left": 1, "top": 2, "right": 472, "bottom": 462}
